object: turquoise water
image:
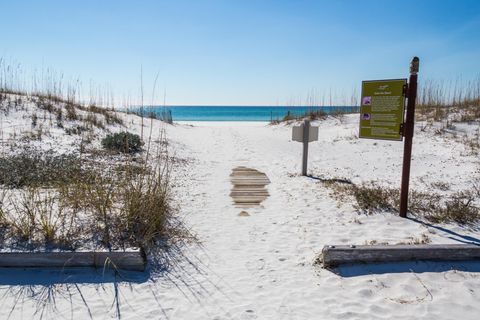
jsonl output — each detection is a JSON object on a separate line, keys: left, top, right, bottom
{"left": 141, "top": 106, "right": 359, "bottom": 121}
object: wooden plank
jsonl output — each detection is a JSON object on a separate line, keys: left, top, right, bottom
{"left": 231, "top": 198, "right": 268, "bottom": 203}
{"left": 230, "top": 189, "right": 269, "bottom": 193}
{"left": 231, "top": 194, "right": 268, "bottom": 199}
{"left": 231, "top": 176, "right": 270, "bottom": 179}
{"left": 230, "top": 191, "right": 270, "bottom": 195}
{"left": 231, "top": 180, "right": 270, "bottom": 184}
{"left": 230, "top": 181, "right": 270, "bottom": 186}
{"left": 231, "top": 166, "right": 270, "bottom": 207}
{"left": 231, "top": 172, "right": 262, "bottom": 175}
{"left": 0, "top": 251, "right": 146, "bottom": 271}
{"left": 321, "top": 244, "right": 480, "bottom": 268}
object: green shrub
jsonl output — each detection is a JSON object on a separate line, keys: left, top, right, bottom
{"left": 101, "top": 131, "right": 143, "bottom": 153}
{"left": 0, "top": 150, "right": 83, "bottom": 188}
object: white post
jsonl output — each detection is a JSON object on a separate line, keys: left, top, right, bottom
{"left": 302, "top": 119, "right": 310, "bottom": 176}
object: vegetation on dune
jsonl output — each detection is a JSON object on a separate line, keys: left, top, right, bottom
{"left": 0, "top": 150, "right": 83, "bottom": 188}
{"left": 0, "top": 145, "right": 180, "bottom": 252}
{"left": 417, "top": 78, "right": 480, "bottom": 123}
{"left": 326, "top": 181, "right": 480, "bottom": 226}
{"left": 270, "top": 108, "right": 356, "bottom": 124}
{"left": 0, "top": 59, "right": 185, "bottom": 254}
{"left": 102, "top": 131, "right": 144, "bottom": 154}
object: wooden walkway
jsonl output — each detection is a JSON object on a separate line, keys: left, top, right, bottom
{"left": 230, "top": 166, "right": 270, "bottom": 207}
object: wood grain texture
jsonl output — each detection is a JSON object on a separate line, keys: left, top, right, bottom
{"left": 321, "top": 244, "right": 480, "bottom": 268}
{"left": 230, "top": 166, "right": 270, "bottom": 207}
{"left": 0, "top": 251, "right": 146, "bottom": 271}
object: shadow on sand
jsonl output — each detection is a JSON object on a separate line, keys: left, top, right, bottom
{"left": 407, "top": 217, "right": 480, "bottom": 244}
{"left": 333, "top": 260, "right": 480, "bottom": 277}
{"left": 0, "top": 264, "right": 152, "bottom": 319}
{"left": 0, "top": 266, "right": 149, "bottom": 286}
{"left": 0, "top": 240, "right": 230, "bottom": 319}
{"left": 306, "top": 175, "right": 353, "bottom": 184}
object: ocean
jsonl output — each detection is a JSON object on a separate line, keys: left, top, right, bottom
{"left": 137, "top": 106, "right": 359, "bottom": 121}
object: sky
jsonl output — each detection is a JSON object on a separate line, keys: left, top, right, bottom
{"left": 1, "top": 0, "right": 480, "bottom": 105}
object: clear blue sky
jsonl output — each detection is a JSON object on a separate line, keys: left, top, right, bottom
{"left": 1, "top": 0, "right": 479, "bottom": 105}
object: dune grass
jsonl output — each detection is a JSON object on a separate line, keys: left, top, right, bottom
{"left": 0, "top": 141, "right": 180, "bottom": 252}
{"left": 327, "top": 181, "right": 480, "bottom": 226}
{"left": 0, "top": 58, "right": 184, "bottom": 254}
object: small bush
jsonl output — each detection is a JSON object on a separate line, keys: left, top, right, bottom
{"left": 102, "top": 132, "right": 143, "bottom": 153}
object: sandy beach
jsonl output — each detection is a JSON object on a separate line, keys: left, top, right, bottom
{"left": 2, "top": 112, "right": 478, "bottom": 319}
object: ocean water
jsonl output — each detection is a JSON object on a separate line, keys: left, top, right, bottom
{"left": 141, "top": 106, "right": 359, "bottom": 121}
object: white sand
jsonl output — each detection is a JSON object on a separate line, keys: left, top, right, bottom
{"left": 1, "top": 108, "right": 480, "bottom": 319}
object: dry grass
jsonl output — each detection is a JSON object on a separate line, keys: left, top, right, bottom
{"left": 327, "top": 181, "right": 480, "bottom": 226}
{"left": 270, "top": 109, "right": 347, "bottom": 124}
{"left": 0, "top": 150, "right": 83, "bottom": 188}
{"left": 417, "top": 78, "right": 480, "bottom": 124}
{"left": 0, "top": 140, "right": 182, "bottom": 252}
{"left": 0, "top": 58, "right": 188, "bottom": 256}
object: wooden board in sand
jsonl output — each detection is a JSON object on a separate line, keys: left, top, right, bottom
{"left": 230, "top": 166, "right": 270, "bottom": 207}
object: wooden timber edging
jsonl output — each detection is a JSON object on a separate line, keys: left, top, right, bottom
{"left": 321, "top": 244, "right": 480, "bottom": 268}
{"left": 0, "top": 250, "right": 147, "bottom": 272}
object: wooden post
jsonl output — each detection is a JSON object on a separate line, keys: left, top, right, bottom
{"left": 399, "top": 57, "right": 419, "bottom": 218}
{"left": 302, "top": 119, "right": 310, "bottom": 176}
{"left": 0, "top": 251, "right": 146, "bottom": 271}
{"left": 322, "top": 243, "right": 480, "bottom": 268}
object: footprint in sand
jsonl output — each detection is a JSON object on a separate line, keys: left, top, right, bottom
{"left": 245, "top": 258, "right": 266, "bottom": 272}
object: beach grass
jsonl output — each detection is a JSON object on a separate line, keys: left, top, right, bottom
{"left": 0, "top": 59, "right": 185, "bottom": 254}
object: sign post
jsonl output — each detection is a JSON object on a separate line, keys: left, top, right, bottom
{"left": 302, "top": 119, "right": 310, "bottom": 176}
{"left": 399, "top": 57, "right": 419, "bottom": 218}
{"left": 292, "top": 119, "right": 318, "bottom": 176}
{"left": 359, "top": 57, "right": 419, "bottom": 218}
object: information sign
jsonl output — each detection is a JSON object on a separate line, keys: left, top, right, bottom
{"left": 359, "top": 79, "right": 407, "bottom": 140}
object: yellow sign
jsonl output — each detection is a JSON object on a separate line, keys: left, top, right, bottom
{"left": 359, "top": 79, "right": 406, "bottom": 141}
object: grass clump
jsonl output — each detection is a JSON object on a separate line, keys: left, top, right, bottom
{"left": 280, "top": 109, "right": 328, "bottom": 122}
{"left": 349, "top": 182, "right": 399, "bottom": 214}
{"left": 102, "top": 131, "right": 144, "bottom": 154}
{"left": 0, "top": 188, "right": 81, "bottom": 250}
{"left": 0, "top": 144, "right": 181, "bottom": 252}
{"left": 328, "top": 181, "right": 480, "bottom": 226}
{"left": 118, "top": 162, "right": 173, "bottom": 247}
{"left": 0, "top": 150, "right": 83, "bottom": 188}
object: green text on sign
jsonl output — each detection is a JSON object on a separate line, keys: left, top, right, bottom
{"left": 359, "top": 79, "right": 407, "bottom": 141}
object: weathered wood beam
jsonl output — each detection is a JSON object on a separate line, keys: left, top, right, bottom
{"left": 0, "top": 251, "right": 146, "bottom": 271}
{"left": 321, "top": 244, "right": 480, "bottom": 268}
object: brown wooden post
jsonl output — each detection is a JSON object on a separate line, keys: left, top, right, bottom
{"left": 399, "top": 57, "right": 419, "bottom": 218}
